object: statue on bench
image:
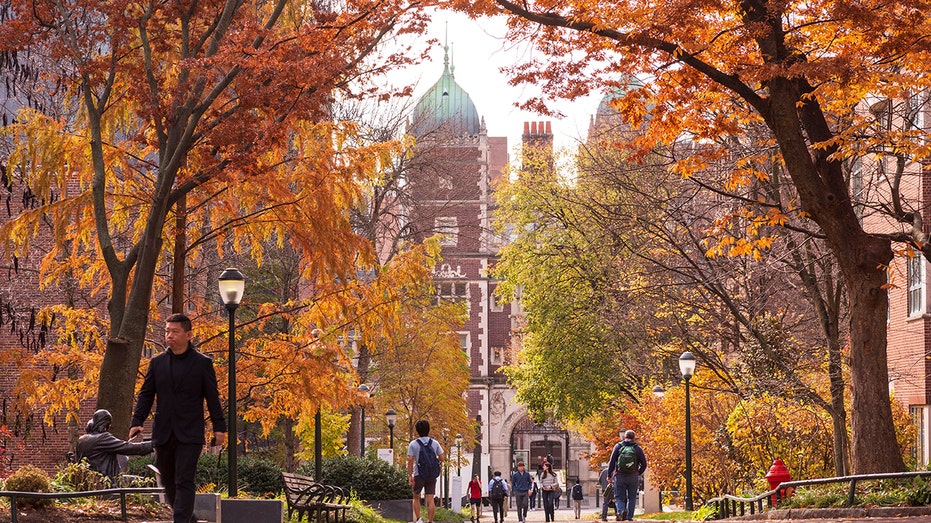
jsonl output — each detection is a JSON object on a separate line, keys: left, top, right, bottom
{"left": 76, "top": 409, "right": 154, "bottom": 484}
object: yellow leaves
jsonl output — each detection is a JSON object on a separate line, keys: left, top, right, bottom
{"left": 0, "top": 305, "right": 107, "bottom": 426}
{"left": 704, "top": 206, "right": 785, "bottom": 259}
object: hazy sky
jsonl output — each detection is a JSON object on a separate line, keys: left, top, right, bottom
{"left": 401, "top": 10, "right": 602, "bottom": 154}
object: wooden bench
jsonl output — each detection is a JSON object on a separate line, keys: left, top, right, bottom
{"left": 281, "top": 471, "right": 351, "bottom": 523}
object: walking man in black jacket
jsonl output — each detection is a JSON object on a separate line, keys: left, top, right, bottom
{"left": 130, "top": 313, "right": 227, "bottom": 523}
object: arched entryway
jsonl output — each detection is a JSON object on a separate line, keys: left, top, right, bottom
{"left": 509, "top": 417, "right": 569, "bottom": 473}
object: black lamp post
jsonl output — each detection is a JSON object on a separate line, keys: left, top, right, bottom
{"left": 679, "top": 351, "right": 697, "bottom": 511}
{"left": 315, "top": 407, "right": 322, "bottom": 480}
{"left": 218, "top": 267, "right": 245, "bottom": 498}
{"left": 455, "top": 433, "right": 463, "bottom": 476}
{"left": 385, "top": 409, "right": 397, "bottom": 452}
{"left": 358, "top": 384, "right": 370, "bottom": 457}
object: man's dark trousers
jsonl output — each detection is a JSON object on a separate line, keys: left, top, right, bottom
{"left": 156, "top": 434, "right": 203, "bottom": 523}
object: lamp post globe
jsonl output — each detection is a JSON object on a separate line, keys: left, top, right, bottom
{"left": 385, "top": 409, "right": 397, "bottom": 451}
{"left": 218, "top": 267, "right": 244, "bottom": 497}
{"left": 678, "top": 351, "right": 696, "bottom": 511}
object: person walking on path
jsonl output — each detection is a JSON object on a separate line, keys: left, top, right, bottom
{"left": 407, "top": 420, "right": 445, "bottom": 523}
{"left": 468, "top": 474, "right": 483, "bottom": 521}
{"left": 129, "top": 313, "right": 227, "bottom": 523}
{"left": 606, "top": 430, "right": 647, "bottom": 522}
{"left": 530, "top": 478, "right": 539, "bottom": 511}
{"left": 539, "top": 462, "right": 560, "bottom": 522}
{"left": 598, "top": 467, "right": 614, "bottom": 521}
{"left": 511, "top": 461, "right": 532, "bottom": 523}
{"left": 571, "top": 479, "right": 584, "bottom": 519}
{"left": 488, "top": 471, "right": 509, "bottom": 523}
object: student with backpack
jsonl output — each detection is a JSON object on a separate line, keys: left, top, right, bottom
{"left": 407, "top": 420, "right": 445, "bottom": 523}
{"left": 488, "top": 471, "right": 509, "bottom": 523}
{"left": 571, "top": 479, "right": 584, "bottom": 519}
{"left": 606, "top": 430, "right": 647, "bottom": 521}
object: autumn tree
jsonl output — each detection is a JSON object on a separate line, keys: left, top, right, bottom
{"left": 464, "top": 0, "right": 930, "bottom": 472}
{"left": 0, "top": 0, "right": 433, "bottom": 436}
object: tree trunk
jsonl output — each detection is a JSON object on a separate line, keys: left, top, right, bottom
{"left": 764, "top": 76, "right": 905, "bottom": 473}
{"left": 172, "top": 194, "right": 187, "bottom": 312}
{"left": 844, "top": 246, "right": 905, "bottom": 473}
{"left": 96, "top": 336, "right": 144, "bottom": 438}
{"left": 827, "top": 333, "right": 849, "bottom": 476}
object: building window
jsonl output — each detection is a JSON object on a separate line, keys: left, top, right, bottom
{"left": 490, "top": 286, "right": 505, "bottom": 312}
{"left": 459, "top": 332, "right": 470, "bottom": 364}
{"left": 909, "top": 92, "right": 926, "bottom": 133}
{"left": 436, "top": 217, "right": 458, "bottom": 247}
{"left": 912, "top": 406, "right": 928, "bottom": 467}
{"left": 436, "top": 281, "right": 468, "bottom": 303}
{"left": 491, "top": 346, "right": 504, "bottom": 365}
{"left": 908, "top": 253, "right": 924, "bottom": 317}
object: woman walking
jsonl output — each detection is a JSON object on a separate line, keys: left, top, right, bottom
{"left": 539, "top": 462, "right": 560, "bottom": 522}
{"left": 468, "top": 474, "right": 483, "bottom": 521}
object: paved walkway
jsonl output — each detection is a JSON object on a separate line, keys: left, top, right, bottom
{"left": 478, "top": 501, "right": 931, "bottom": 522}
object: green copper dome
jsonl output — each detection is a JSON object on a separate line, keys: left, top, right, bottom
{"left": 411, "top": 46, "right": 481, "bottom": 137}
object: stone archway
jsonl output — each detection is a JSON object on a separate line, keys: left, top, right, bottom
{"left": 508, "top": 417, "right": 569, "bottom": 472}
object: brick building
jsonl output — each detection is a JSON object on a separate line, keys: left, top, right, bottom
{"left": 0, "top": 178, "right": 97, "bottom": 473}
{"left": 406, "top": 46, "right": 594, "bottom": 487}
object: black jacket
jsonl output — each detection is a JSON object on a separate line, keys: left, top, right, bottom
{"left": 131, "top": 344, "right": 227, "bottom": 446}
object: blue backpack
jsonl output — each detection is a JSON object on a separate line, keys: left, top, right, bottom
{"left": 416, "top": 438, "right": 441, "bottom": 479}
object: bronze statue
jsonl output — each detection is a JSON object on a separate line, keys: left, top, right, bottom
{"left": 76, "top": 409, "right": 153, "bottom": 483}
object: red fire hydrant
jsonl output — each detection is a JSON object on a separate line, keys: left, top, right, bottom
{"left": 765, "top": 459, "right": 792, "bottom": 505}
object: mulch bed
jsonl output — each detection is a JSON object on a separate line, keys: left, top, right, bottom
{"left": 0, "top": 500, "right": 172, "bottom": 523}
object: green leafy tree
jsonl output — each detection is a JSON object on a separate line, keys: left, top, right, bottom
{"left": 468, "top": 0, "right": 929, "bottom": 473}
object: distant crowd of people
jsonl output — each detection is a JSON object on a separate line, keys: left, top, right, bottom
{"left": 408, "top": 427, "right": 647, "bottom": 523}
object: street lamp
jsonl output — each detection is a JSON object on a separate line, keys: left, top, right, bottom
{"left": 385, "top": 409, "right": 397, "bottom": 451}
{"left": 442, "top": 431, "right": 450, "bottom": 508}
{"left": 455, "top": 433, "right": 463, "bottom": 476}
{"left": 679, "top": 351, "right": 697, "bottom": 511}
{"left": 358, "top": 384, "right": 370, "bottom": 457}
{"left": 218, "top": 267, "right": 245, "bottom": 498}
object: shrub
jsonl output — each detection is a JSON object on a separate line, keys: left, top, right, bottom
{"left": 125, "top": 454, "right": 155, "bottom": 477}
{"left": 298, "top": 455, "right": 409, "bottom": 500}
{"left": 53, "top": 460, "right": 110, "bottom": 492}
{"left": 239, "top": 456, "right": 283, "bottom": 496}
{"left": 4, "top": 464, "right": 53, "bottom": 508}
{"left": 195, "top": 452, "right": 283, "bottom": 496}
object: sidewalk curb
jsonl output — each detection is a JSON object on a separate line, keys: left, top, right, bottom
{"left": 719, "top": 505, "right": 931, "bottom": 520}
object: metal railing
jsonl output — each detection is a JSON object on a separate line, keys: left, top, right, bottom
{"left": 0, "top": 487, "right": 165, "bottom": 523}
{"left": 706, "top": 470, "right": 931, "bottom": 519}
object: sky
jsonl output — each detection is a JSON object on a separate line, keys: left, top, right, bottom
{"left": 394, "top": 10, "right": 603, "bottom": 154}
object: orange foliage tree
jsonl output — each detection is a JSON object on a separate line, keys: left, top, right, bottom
{"left": 0, "top": 0, "right": 436, "bottom": 436}
{"left": 461, "top": 0, "right": 931, "bottom": 473}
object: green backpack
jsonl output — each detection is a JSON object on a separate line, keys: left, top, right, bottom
{"left": 615, "top": 443, "right": 639, "bottom": 474}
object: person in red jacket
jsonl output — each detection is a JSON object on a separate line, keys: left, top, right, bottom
{"left": 467, "top": 474, "right": 483, "bottom": 521}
